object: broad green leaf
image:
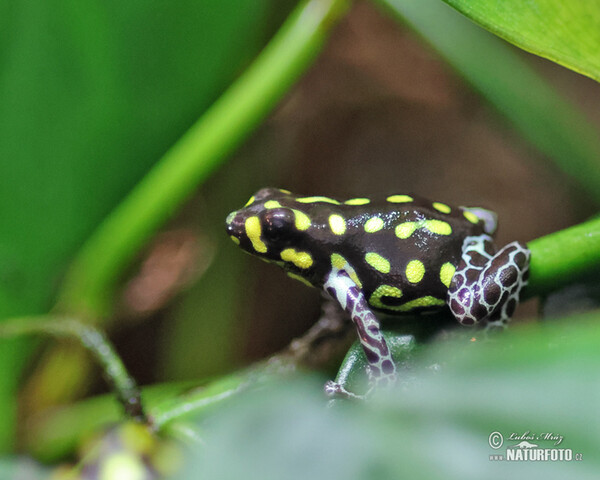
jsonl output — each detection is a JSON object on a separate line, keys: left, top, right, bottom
{"left": 443, "top": 0, "right": 600, "bottom": 82}
{"left": 378, "top": 0, "right": 600, "bottom": 205}
{"left": 0, "top": 0, "right": 288, "bottom": 451}
{"left": 174, "top": 314, "right": 600, "bottom": 479}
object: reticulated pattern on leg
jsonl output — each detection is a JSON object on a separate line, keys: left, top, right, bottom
{"left": 447, "top": 235, "right": 530, "bottom": 327}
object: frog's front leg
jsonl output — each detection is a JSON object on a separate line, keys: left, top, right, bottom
{"left": 322, "top": 268, "right": 396, "bottom": 397}
{"left": 447, "top": 234, "right": 530, "bottom": 328}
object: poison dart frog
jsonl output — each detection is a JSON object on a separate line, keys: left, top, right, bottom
{"left": 226, "top": 188, "right": 530, "bottom": 397}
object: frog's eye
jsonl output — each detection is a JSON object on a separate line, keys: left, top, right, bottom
{"left": 261, "top": 208, "right": 295, "bottom": 243}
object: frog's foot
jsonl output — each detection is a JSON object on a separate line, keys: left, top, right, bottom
{"left": 324, "top": 381, "right": 367, "bottom": 400}
{"left": 447, "top": 235, "right": 530, "bottom": 326}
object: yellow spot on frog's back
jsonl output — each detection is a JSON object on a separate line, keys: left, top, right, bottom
{"left": 365, "top": 252, "right": 390, "bottom": 274}
{"left": 279, "top": 188, "right": 291, "bottom": 194}
{"left": 424, "top": 219, "right": 452, "bottom": 235}
{"left": 344, "top": 198, "right": 370, "bottom": 205}
{"left": 280, "top": 248, "right": 313, "bottom": 269}
{"left": 463, "top": 210, "right": 480, "bottom": 224}
{"left": 230, "top": 235, "right": 240, "bottom": 245}
{"left": 329, "top": 214, "right": 346, "bottom": 235}
{"left": 364, "top": 217, "right": 384, "bottom": 233}
{"left": 387, "top": 194, "right": 413, "bottom": 203}
{"left": 292, "top": 209, "right": 311, "bottom": 231}
{"left": 244, "top": 195, "right": 255, "bottom": 207}
{"left": 395, "top": 222, "right": 417, "bottom": 239}
{"left": 287, "top": 271, "right": 314, "bottom": 287}
{"left": 264, "top": 200, "right": 282, "bottom": 209}
{"left": 440, "top": 262, "right": 456, "bottom": 288}
{"left": 433, "top": 202, "right": 451, "bottom": 214}
{"left": 369, "top": 284, "right": 403, "bottom": 310}
{"left": 405, "top": 259, "right": 425, "bottom": 283}
{"left": 296, "top": 196, "right": 340, "bottom": 204}
{"left": 245, "top": 216, "right": 267, "bottom": 253}
{"left": 398, "top": 296, "right": 445, "bottom": 311}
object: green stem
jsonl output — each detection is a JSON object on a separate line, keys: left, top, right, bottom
{"left": 56, "top": 0, "right": 351, "bottom": 318}
{"left": 525, "top": 216, "right": 600, "bottom": 298}
{"left": 0, "top": 316, "right": 145, "bottom": 422}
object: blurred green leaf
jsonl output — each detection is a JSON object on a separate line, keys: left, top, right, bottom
{"left": 0, "top": 457, "right": 48, "bottom": 479}
{"left": 378, "top": 0, "right": 600, "bottom": 205}
{"left": 0, "top": 0, "right": 289, "bottom": 450}
{"left": 442, "top": 0, "right": 600, "bottom": 82}
{"left": 174, "top": 313, "right": 600, "bottom": 479}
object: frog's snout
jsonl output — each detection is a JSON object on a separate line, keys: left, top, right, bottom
{"left": 225, "top": 210, "right": 243, "bottom": 239}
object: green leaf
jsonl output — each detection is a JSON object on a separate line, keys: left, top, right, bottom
{"left": 442, "top": 0, "right": 600, "bottom": 82}
{"left": 174, "top": 313, "right": 600, "bottom": 479}
{"left": 0, "top": 0, "right": 288, "bottom": 451}
{"left": 377, "top": 0, "right": 600, "bottom": 205}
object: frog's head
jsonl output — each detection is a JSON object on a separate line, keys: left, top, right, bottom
{"left": 226, "top": 187, "right": 325, "bottom": 285}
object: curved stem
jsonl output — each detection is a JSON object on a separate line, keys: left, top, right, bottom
{"left": 56, "top": 0, "right": 352, "bottom": 319}
{"left": 0, "top": 316, "right": 145, "bottom": 422}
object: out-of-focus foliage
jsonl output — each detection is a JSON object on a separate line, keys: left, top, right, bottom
{"left": 379, "top": 0, "right": 600, "bottom": 205}
{"left": 0, "top": 0, "right": 291, "bottom": 450}
{"left": 174, "top": 314, "right": 600, "bottom": 479}
{"left": 443, "top": 0, "right": 600, "bottom": 82}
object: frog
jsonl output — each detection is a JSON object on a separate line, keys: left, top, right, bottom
{"left": 225, "top": 187, "right": 530, "bottom": 397}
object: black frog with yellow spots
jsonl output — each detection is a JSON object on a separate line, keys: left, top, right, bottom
{"left": 226, "top": 187, "right": 530, "bottom": 396}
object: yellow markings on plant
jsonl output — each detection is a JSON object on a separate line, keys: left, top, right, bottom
{"left": 331, "top": 253, "right": 362, "bottom": 287}
{"left": 280, "top": 248, "right": 313, "bottom": 269}
{"left": 365, "top": 252, "right": 390, "bottom": 274}
{"left": 287, "top": 272, "right": 314, "bottom": 287}
{"left": 230, "top": 236, "right": 240, "bottom": 245}
{"left": 440, "top": 262, "right": 456, "bottom": 288}
{"left": 264, "top": 200, "right": 282, "bottom": 209}
{"left": 292, "top": 209, "right": 311, "bottom": 231}
{"left": 344, "top": 198, "right": 370, "bottom": 205}
{"left": 369, "top": 284, "right": 403, "bottom": 310}
{"left": 398, "top": 296, "right": 445, "bottom": 311}
{"left": 296, "top": 196, "right": 340, "bottom": 204}
{"left": 364, "top": 217, "right": 384, "bottom": 233}
{"left": 395, "top": 219, "right": 451, "bottom": 239}
{"left": 463, "top": 210, "right": 480, "bottom": 224}
{"left": 244, "top": 195, "right": 256, "bottom": 207}
{"left": 432, "top": 202, "right": 451, "bottom": 214}
{"left": 328, "top": 214, "right": 347, "bottom": 235}
{"left": 245, "top": 216, "right": 267, "bottom": 253}
{"left": 386, "top": 194, "right": 413, "bottom": 203}
{"left": 405, "top": 259, "right": 425, "bottom": 284}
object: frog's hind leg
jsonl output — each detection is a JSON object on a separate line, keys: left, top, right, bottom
{"left": 323, "top": 268, "right": 396, "bottom": 397}
{"left": 447, "top": 234, "right": 530, "bottom": 328}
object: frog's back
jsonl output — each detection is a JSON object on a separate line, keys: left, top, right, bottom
{"left": 226, "top": 189, "right": 488, "bottom": 315}
{"left": 313, "top": 193, "right": 487, "bottom": 314}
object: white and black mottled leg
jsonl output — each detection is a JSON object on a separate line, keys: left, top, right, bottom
{"left": 447, "top": 234, "right": 531, "bottom": 328}
{"left": 323, "top": 268, "right": 396, "bottom": 397}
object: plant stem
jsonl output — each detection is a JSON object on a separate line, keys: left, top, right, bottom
{"left": 0, "top": 316, "right": 145, "bottom": 421}
{"left": 56, "top": 0, "right": 351, "bottom": 319}
{"left": 525, "top": 216, "right": 600, "bottom": 298}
